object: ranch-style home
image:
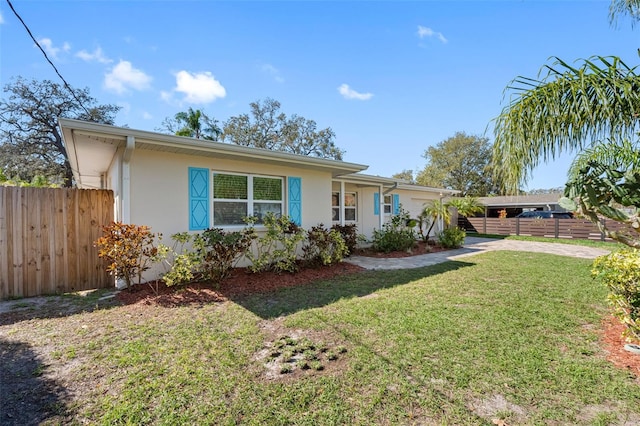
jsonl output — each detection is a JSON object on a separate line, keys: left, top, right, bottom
{"left": 59, "top": 118, "right": 459, "bottom": 247}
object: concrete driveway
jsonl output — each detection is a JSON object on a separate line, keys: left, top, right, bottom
{"left": 345, "top": 237, "right": 612, "bottom": 270}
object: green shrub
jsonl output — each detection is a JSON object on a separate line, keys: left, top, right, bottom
{"left": 592, "top": 249, "right": 640, "bottom": 341}
{"left": 331, "top": 223, "right": 359, "bottom": 255}
{"left": 95, "top": 222, "right": 159, "bottom": 291}
{"left": 303, "top": 224, "right": 348, "bottom": 267}
{"left": 372, "top": 206, "right": 417, "bottom": 253}
{"left": 156, "top": 232, "right": 203, "bottom": 287}
{"left": 437, "top": 227, "right": 466, "bottom": 248}
{"left": 245, "top": 213, "right": 305, "bottom": 273}
{"left": 200, "top": 228, "right": 256, "bottom": 282}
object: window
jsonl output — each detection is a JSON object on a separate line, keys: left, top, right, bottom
{"left": 332, "top": 192, "right": 357, "bottom": 222}
{"left": 383, "top": 195, "right": 392, "bottom": 215}
{"left": 213, "top": 172, "right": 283, "bottom": 226}
{"left": 345, "top": 192, "right": 357, "bottom": 221}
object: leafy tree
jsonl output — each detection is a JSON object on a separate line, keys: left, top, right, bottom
{"left": 526, "top": 187, "right": 564, "bottom": 195}
{"left": 0, "top": 77, "right": 120, "bottom": 186}
{"left": 0, "top": 168, "right": 59, "bottom": 187}
{"left": 415, "top": 132, "right": 498, "bottom": 196}
{"left": 159, "top": 108, "right": 222, "bottom": 141}
{"left": 222, "top": 98, "right": 344, "bottom": 160}
{"left": 392, "top": 169, "right": 415, "bottom": 183}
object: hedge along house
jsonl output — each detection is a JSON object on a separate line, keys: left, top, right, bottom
{"left": 60, "top": 118, "right": 458, "bottom": 269}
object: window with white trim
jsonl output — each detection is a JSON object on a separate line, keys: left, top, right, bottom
{"left": 213, "top": 172, "right": 283, "bottom": 225}
{"left": 383, "top": 195, "right": 392, "bottom": 215}
{"left": 332, "top": 192, "right": 340, "bottom": 222}
{"left": 345, "top": 192, "right": 357, "bottom": 221}
{"left": 332, "top": 192, "right": 357, "bottom": 222}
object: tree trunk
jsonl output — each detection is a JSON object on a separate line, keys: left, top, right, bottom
{"left": 63, "top": 160, "right": 74, "bottom": 187}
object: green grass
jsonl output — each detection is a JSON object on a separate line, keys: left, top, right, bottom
{"left": 6, "top": 251, "right": 640, "bottom": 425}
{"left": 469, "top": 232, "right": 622, "bottom": 250}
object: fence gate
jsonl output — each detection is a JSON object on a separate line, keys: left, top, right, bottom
{"left": 0, "top": 187, "right": 114, "bottom": 299}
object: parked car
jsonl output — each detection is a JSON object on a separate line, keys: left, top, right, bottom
{"left": 516, "top": 211, "right": 573, "bottom": 219}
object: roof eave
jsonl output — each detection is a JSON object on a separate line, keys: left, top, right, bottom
{"left": 58, "top": 118, "right": 368, "bottom": 177}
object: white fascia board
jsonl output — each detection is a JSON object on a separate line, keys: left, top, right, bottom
{"left": 58, "top": 118, "right": 368, "bottom": 176}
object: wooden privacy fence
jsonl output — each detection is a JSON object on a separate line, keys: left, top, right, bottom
{"left": 460, "top": 216, "right": 631, "bottom": 241}
{"left": 0, "top": 187, "right": 114, "bottom": 299}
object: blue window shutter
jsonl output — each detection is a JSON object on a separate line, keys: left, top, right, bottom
{"left": 288, "top": 177, "right": 302, "bottom": 226}
{"left": 393, "top": 194, "right": 400, "bottom": 215}
{"left": 374, "top": 192, "right": 380, "bottom": 216}
{"left": 189, "top": 167, "right": 209, "bottom": 230}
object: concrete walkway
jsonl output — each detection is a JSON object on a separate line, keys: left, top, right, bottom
{"left": 344, "top": 237, "right": 612, "bottom": 270}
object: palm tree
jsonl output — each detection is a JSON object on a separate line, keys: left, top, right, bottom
{"left": 420, "top": 200, "right": 452, "bottom": 242}
{"left": 447, "top": 196, "right": 485, "bottom": 218}
{"left": 610, "top": 0, "right": 640, "bottom": 26}
{"left": 492, "top": 0, "right": 640, "bottom": 194}
{"left": 563, "top": 139, "right": 640, "bottom": 247}
{"left": 163, "top": 108, "right": 222, "bottom": 141}
{"left": 493, "top": 55, "right": 640, "bottom": 194}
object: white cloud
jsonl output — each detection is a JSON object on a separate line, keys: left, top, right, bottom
{"left": 338, "top": 84, "right": 373, "bottom": 101}
{"left": 37, "top": 38, "right": 69, "bottom": 59}
{"left": 104, "top": 60, "right": 152, "bottom": 94}
{"left": 160, "top": 91, "right": 173, "bottom": 103}
{"left": 0, "top": 12, "right": 4, "bottom": 24}
{"left": 76, "top": 46, "right": 112, "bottom": 64}
{"left": 261, "top": 63, "right": 284, "bottom": 83}
{"left": 417, "top": 25, "right": 447, "bottom": 44}
{"left": 169, "top": 71, "right": 226, "bottom": 104}
{"left": 142, "top": 111, "right": 153, "bottom": 120}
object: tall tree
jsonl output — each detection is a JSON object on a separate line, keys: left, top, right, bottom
{"left": 392, "top": 169, "right": 415, "bottom": 183}
{"left": 159, "top": 108, "right": 222, "bottom": 141}
{"left": 416, "top": 132, "right": 498, "bottom": 196}
{"left": 222, "top": 98, "right": 344, "bottom": 160}
{"left": 0, "top": 77, "right": 120, "bottom": 186}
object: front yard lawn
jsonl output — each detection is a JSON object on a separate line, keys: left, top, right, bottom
{"left": 1, "top": 251, "right": 639, "bottom": 425}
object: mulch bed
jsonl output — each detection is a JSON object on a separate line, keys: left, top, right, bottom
{"left": 601, "top": 315, "right": 640, "bottom": 380}
{"left": 116, "top": 262, "right": 364, "bottom": 307}
{"left": 355, "top": 241, "right": 451, "bottom": 258}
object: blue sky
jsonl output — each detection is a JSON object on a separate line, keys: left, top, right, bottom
{"left": 1, "top": 1, "right": 638, "bottom": 190}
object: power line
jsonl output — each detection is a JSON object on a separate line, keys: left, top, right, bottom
{"left": 5, "top": 0, "right": 92, "bottom": 117}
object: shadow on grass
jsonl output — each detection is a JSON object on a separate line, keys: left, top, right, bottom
{"left": 0, "top": 289, "right": 120, "bottom": 326}
{"left": 0, "top": 339, "right": 71, "bottom": 425}
{"left": 232, "top": 260, "right": 475, "bottom": 320}
{"left": 233, "top": 259, "right": 491, "bottom": 423}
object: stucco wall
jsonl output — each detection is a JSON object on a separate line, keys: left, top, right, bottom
{"left": 329, "top": 183, "right": 447, "bottom": 240}
{"left": 128, "top": 149, "right": 333, "bottom": 235}
{"left": 123, "top": 148, "right": 332, "bottom": 277}
{"left": 105, "top": 147, "right": 122, "bottom": 222}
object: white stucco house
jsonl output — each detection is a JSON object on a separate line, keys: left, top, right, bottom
{"left": 60, "top": 118, "right": 459, "bottom": 247}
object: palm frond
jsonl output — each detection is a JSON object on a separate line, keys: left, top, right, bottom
{"left": 493, "top": 55, "right": 640, "bottom": 194}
